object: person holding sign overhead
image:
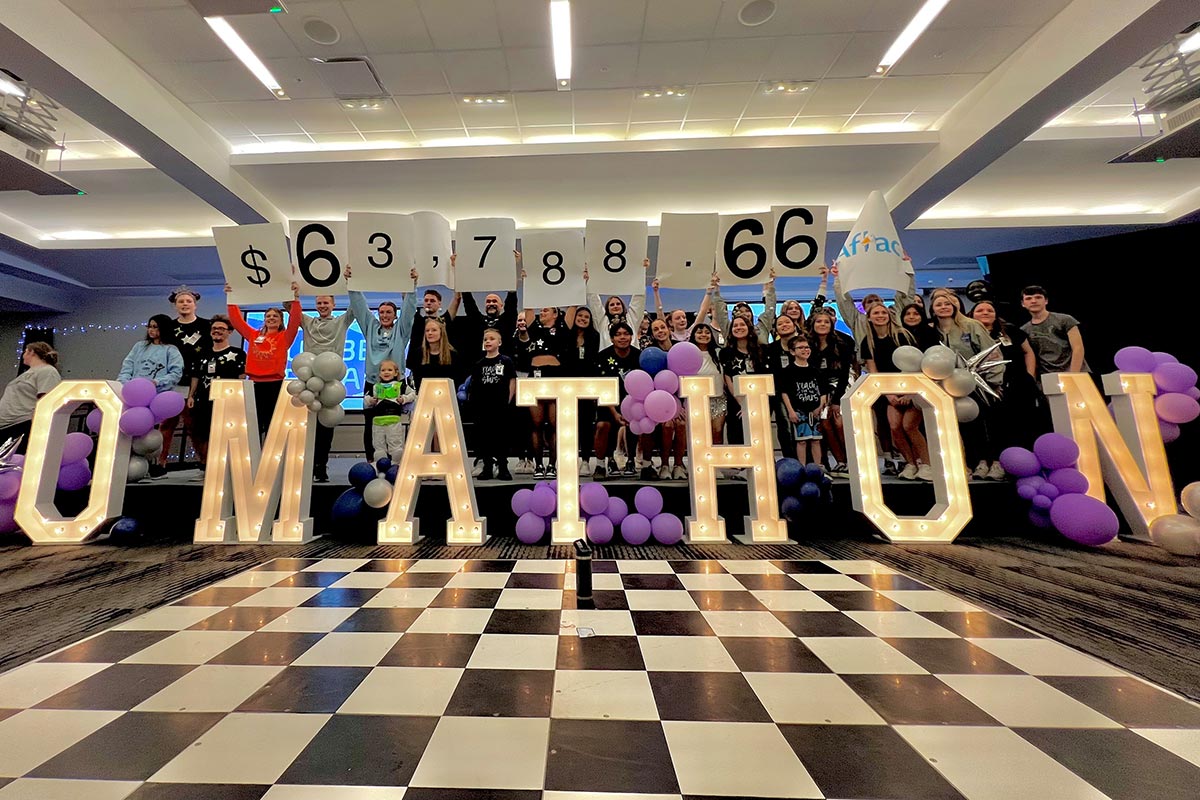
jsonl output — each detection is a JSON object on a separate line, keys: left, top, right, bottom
{"left": 652, "top": 274, "right": 718, "bottom": 342}
{"left": 713, "top": 268, "right": 777, "bottom": 345}
{"left": 454, "top": 250, "right": 521, "bottom": 358}
{"left": 347, "top": 264, "right": 419, "bottom": 462}
{"left": 225, "top": 283, "right": 302, "bottom": 441}
{"left": 830, "top": 259, "right": 917, "bottom": 347}
{"left": 517, "top": 298, "right": 576, "bottom": 480}
{"left": 299, "top": 294, "right": 355, "bottom": 482}
{"left": 585, "top": 257, "right": 650, "bottom": 349}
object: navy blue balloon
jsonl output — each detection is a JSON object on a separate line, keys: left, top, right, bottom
{"left": 798, "top": 482, "right": 822, "bottom": 503}
{"left": 384, "top": 464, "right": 399, "bottom": 484}
{"left": 803, "top": 463, "right": 825, "bottom": 482}
{"left": 776, "top": 458, "right": 803, "bottom": 489}
{"left": 781, "top": 496, "right": 803, "bottom": 522}
{"left": 376, "top": 456, "right": 392, "bottom": 473}
{"left": 109, "top": 516, "right": 141, "bottom": 543}
{"left": 332, "top": 488, "right": 367, "bottom": 522}
{"left": 639, "top": 347, "right": 668, "bottom": 376}
{"left": 348, "top": 462, "right": 378, "bottom": 489}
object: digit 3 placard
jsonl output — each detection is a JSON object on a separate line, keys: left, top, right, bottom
{"left": 213, "top": 223, "right": 294, "bottom": 305}
{"left": 521, "top": 230, "right": 586, "bottom": 309}
{"left": 584, "top": 220, "right": 648, "bottom": 297}
{"left": 347, "top": 212, "right": 416, "bottom": 294}
{"left": 289, "top": 220, "right": 349, "bottom": 296}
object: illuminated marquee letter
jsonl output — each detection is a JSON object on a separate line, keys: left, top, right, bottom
{"left": 194, "top": 381, "right": 315, "bottom": 543}
{"left": 680, "top": 374, "right": 787, "bottom": 543}
{"left": 842, "top": 373, "right": 972, "bottom": 542}
{"left": 1045, "top": 372, "right": 1175, "bottom": 541}
{"left": 517, "top": 377, "right": 619, "bottom": 544}
{"left": 16, "top": 380, "right": 130, "bottom": 544}
{"left": 379, "top": 378, "right": 484, "bottom": 545}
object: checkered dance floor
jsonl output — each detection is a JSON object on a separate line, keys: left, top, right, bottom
{"left": 3, "top": 557, "right": 1200, "bottom": 799}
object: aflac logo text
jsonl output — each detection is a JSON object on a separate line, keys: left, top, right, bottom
{"left": 839, "top": 230, "right": 905, "bottom": 260}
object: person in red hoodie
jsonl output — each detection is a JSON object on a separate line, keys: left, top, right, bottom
{"left": 225, "top": 282, "right": 302, "bottom": 439}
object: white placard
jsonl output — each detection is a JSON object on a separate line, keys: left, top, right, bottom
{"left": 412, "top": 211, "right": 454, "bottom": 289}
{"left": 289, "top": 220, "right": 349, "bottom": 296}
{"left": 213, "top": 223, "right": 294, "bottom": 305}
{"left": 454, "top": 217, "right": 517, "bottom": 292}
{"left": 717, "top": 212, "right": 773, "bottom": 286}
{"left": 834, "top": 191, "right": 910, "bottom": 292}
{"left": 584, "top": 220, "right": 648, "bottom": 296}
{"left": 346, "top": 212, "right": 414, "bottom": 294}
{"left": 656, "top": 212, "right": 718, "bottom": 289}
{"left": 771, "top": 204, "right": 828, "bottom": 277}
{"left": 521, "top": 230, "right": 586, "bottom": 309}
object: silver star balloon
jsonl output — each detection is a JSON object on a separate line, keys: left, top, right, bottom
{"left": 0, "top": 435, "right": 23, "bottom": 474}
{"left": 959, "top": 343, "right": 1009, "bottom": 402}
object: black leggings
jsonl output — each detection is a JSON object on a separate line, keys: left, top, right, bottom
{"left": 361, "top": 381, "right": 377, "bottom": 462}
{"left": 253, "top": 380, "right": 282, "bottom": 441}
{"left": 474, "top": 405, "right": 510, "bottom": 466}
{"left": 577, "top": 399, "right": 596, "bottom": 460}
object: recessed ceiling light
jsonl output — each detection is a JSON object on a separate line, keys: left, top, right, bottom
{"left": 205, "top": 16, "right": 288, "bottom": 99}
{"left": 461, "top": 95, "right": 509, "bottom": 105}
{"left": 342, "top": 98, "right": 383, "bottom": 110}
{"left": 738, "top": 0, "right": 776, "bottom": 27}
{"left": 763, "top": 81, "right": 812, "bottom": 94}
{"left": 551, "top": 1, "right": 572, "bottom": 91}
{"left": 639, "top": 86, "right": 688, "bottom": 99}
{"left": 877, "top": 0, "right": 951, "bottom": 73}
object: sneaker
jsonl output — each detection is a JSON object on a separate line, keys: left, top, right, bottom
{"left": 579, "top": 458, "right": 592, "bottom": 477}
{"left": 831, "top": 462, "right": 848, "bottom": 477}
{"left": 657, "top": 464, "right": 671, "bottom": 480}
{"left": 641, "top": 465, "right": 658, "bottom": 481}
{"left": 898, "top": 463, "right": 918, "bottom": 480}
{"left": 478, "top": 464, "right": 494, "bottom": 481}
{"left": 882, "top": 460, "right": 899, "bottom": 476}
{"left": 972, "top": 460, "right": 989, "bottom": 481}
{"left": 189, "top": 470, "right": 206, "bottom": 483}
{"left": 917, "top": 464, "right": 934, "bottom": 481}
{"left": 623, "top": 460, "right": 637, "bottom": 478}
{"left": 497, "top": 465, "right": 512, "bottom": 481}
{"left": 313, "top": 465, "right": 329, "bottom": 483}
{"left": 987, "top": 462, "right": 1007, "bottom": 481}
{"left": 546, "top": 462, "right": 557, "bottom": 479}
{"left": 148, "top": 464, "right": 167, "bottom": 480}
{"left": 593, "top": 462, "right": 607, "bottom": 479}
{"left": 672, "top": 465, "right": 687, "bottom": 481}
{"left": 472, "top": 459, "right": 484, "bottom": 477}
{"left": 533, "top": 463, "right": 546, "bottom": 479}
{"left": 516, "top": 458, "right": 533, "bottom": 475}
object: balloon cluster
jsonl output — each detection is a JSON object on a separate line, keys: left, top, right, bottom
{"left": 330, "top": 458, "right": 397, "bottom": 532}
{"left": 0, "top": 433, "right": 97, "bottom": 534}
{"left": 775, "top": 457, "right": 831, "bottom": 522}
{"left": 1149, "top": 482, "right": 1200, "bottom": 556}
{"left": 90, "top": 378, "right": 183, "bottom": 482}
{"left": 287, "top": 352, "right": 349, "bottom": 429}
{"left": 620, "top": 342, "right": 704, "bottom": 435}
{"left": 892, "top": 344, "right": 1000, "bottom": 423}
{"left": 1113, "top": 347, "right": 1199, "bottom": 443}
{"left": 510, "top": 483, "right": 684, "bottom": 546}
{"left": 1000, "top": 434, "right": 1118, "bottom": 547}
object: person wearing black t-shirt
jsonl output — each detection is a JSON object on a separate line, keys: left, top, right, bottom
{"left": 763, "top": 313, "right": 801, "bottom": 458}
{"left": 158, "top": 286, "right": 210, "bottom": 477}
{"left": 779, "top": 337, "right": 827, "bottom": 469}
{"left": 459, "top": 290, "right": 518, "bottom": 358}
{"left": 718, "top": 316, "right": 764, "bottom": 446}
{"left": 564, "top": 307, "right": 601, "bottom": 476}
{"left": 186, "top": 314, "right": 245, "bottom": 469}
{"left": 468, "top": 329, "right": 516, "bottom": 481}
{"left": 860, "top": 304, "right": 930, "bottom": 481}
{"left": 593, "top": 322, "right": 640, "bottom": 478}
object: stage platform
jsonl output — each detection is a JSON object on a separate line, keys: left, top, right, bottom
{"left": 117, "top": 458, "right": 1018, "bottom": 541}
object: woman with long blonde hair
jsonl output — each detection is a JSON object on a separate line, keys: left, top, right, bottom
{"left": 860, "top": 304, "right": 930, "bottom": 481}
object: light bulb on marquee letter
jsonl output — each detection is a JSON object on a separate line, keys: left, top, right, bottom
{"left": 1044, "top": 372, "right": 1175, "bottom": 541}
{"left": 517, "top": 377, "right": 619, "bottom": 544}
{"left": 842, "top": 373, "right": 972, "bottom": 543}
{"left": 379, "top": 378, "right": 484, "bottom": 545}
{"left": 680, "top": 374, "right": 787, "bottom": 543}
{"left": 16, "top": 380, "right": 130, "bottom": 544}
{"left": 194, "top": 380, "right": 316, "bottom": 543}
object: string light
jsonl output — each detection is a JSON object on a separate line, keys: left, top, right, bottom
{"left": 15, "top": 322, "right": 151, "bottom": 366}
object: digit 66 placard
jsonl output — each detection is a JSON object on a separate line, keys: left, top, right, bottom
{"left": 716, "top": 205, "right": 829, "bottom": 284}
{"left": 289, "top": 219, "right": 349, "bottom": 296}
{"left": 584, "top": 220, "right": 647, "bottom": 296}
{"left": 521, "top": 230, "right": 585, "bottom": 309}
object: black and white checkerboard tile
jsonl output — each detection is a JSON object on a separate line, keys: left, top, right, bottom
{"left": 3, "top": 557, "right": 1200, "bottom": 800}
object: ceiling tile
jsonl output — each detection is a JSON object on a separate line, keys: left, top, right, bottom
{"left": 419, "top": 0, "right": 503, "bottom": 49}
{"left": 635, "top": 41, "right": 708, "bottom": 85}
{"left": 360, "top": 131, "right": 419, "bottom": 144}
{"left": 712, "top": 0, "right": 901, "bottom": 37}
{"left": 371, "top": 53, "right": 449, "bottom": 95}
{"left": 414, "top": 127, "right": 468, "bottom": 140}
{"left": 465, "top": 127, "right": 521, "bottom": 142}
{"left": 573, "top": 0, "right": 646, "bottom": 45}
{"left": 844, "top": 113, "right": 913, "bottom": 132}
{"left": 800, "top": 78, "right": 880, "bottom": 115}
{"left": 140, "top": 61, "right": 216, "bottom": 104}
{"left": 513, "top": 91, "right": 574, "bottom": 126}
{"left": 459, "top": 100, "right": 519, "bottom": 128}
{"left": 627, "top": 121, "right": 685, "bottom": 138}
{"left": 265, "top": 57, "right": 336, "bottom": 100}
{"left": 643, "top": 0, "right": 721, "bottom": 41}
{"left": 733, "top": 116, "right": 799, "bottom": 134}
{"left": 683, "top": 119, "right": 734, "bottom": 135}
{"left": 741, "top": 84, "right": 812, "bottom": 118}
{"left": 253, "top": 133, "right": 315, "bottom": 146}
{"left": 188, "top": 102, "right": 253, "bottom": 137}
{"left": 440, "top": 49, "right": 511, "bottom": 93}
{"left": 176, "top": 60, "right": 277, "bottom": 102}
{"left": 506, "top": 47, "right": 555, "bottom": 91}
{"left": 496, "top": 0, "right": 551, "bottom": 47}
{"left": 683, "top": 83, "right": 756, "bottom": 119}
{"left": 520, "top": 125, "right": 574, "bottom": 142}
{"left": 397, "top": 95, "right": 466, "bottom": 128}
{"left": 344, "top": 0, "right": 434, "bottom": 53}
{"left": 573, "top": 123, "right": 630, "bottom": 138}
{"left": 697, "top": 38, "right": 772, "bottom": 83}
{"left": 934, "top": 0, "right": 1072, "bottom": 30}
{"left": 886, "top": 26, "right": 1036, "bottom": 76}
{"left": 764, "top": 34, "right": 853, "bottom": 81}
{"left": 80, "top": 7, "right": 231, "bottom": 63}
{"left": 573, "top": 44, "right": 641, "bottom": 90}
{"left": 288, "top": 99, "right": 356, "bottom": 133}
{"left": 825, "top": 31, "right": 892, "bottom": 78}
{"left": 572, "top": 89, "right": 634, "bottom": 125}
{"left": 629, "top": 95, "right": 688, "bottom": 123}
{"left": 227, "top": 14, "right": 300, "bottom": 59}
{"left": 789, "top": 115, "right": 852, "bottom": 132}
{"left": 309, "top": 132, "right": 364, "bottom": 144}
{"left": 346, "top": 101, "right": 413, "bottom": 133}
{"left": 217, "top": 101, "right": 305, "bottom": 135}
{"left": 270, "top": 1, "right": 369, "bottom": 59}
{"left": 858, "top": 74, "right": 983, "bottom": 114}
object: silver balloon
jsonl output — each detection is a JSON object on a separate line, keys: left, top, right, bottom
{"left": 286, "top": 379, "right": 306, "bottom": 397}
{"left": 313, "top": 351, "right": 349, "bottom": 382}
{"left": 291, "top": 352, "right": 317, "bottom": 373}
{"left": 362, "top": 477, "right": 393, "bottom": 508}
{"left": 126, "top": 455, "right": 149, "bottom": 483}
{"left": 921, "top": 345, "right": 957, "bottom": 380}
{"left": 290, "top": 394, "right": 307, "bottom": 408}
{"left": 1149, "top": 514, "right": 1200, "bottom": 556}
{"left": 307, "top": 399, "right": 323, "bottom": 412}
{"left": 954, "top": 396, "right": 980, "bottom": 422}
{"left": 1181, "top": 482, "right": 1200, "bottom": 518}
{"left": 943, "top": 368, "right": 977, "bottom": 397}
{"left": 317, "top": 405, "right": 345, "bottom": 428}
{"left": 318, "top": 381, "right": 347, "bottom": 407}
{"left": 891, "top": 345, "right": 924, "bottom": 373}
{"left": 294, "top": 365, "right": 314, "bottom": 381}
{"left": 298, "top": 389, "right": 316, "bottom": 405}
{"left": 305, "top": 376, "right": 326, "bottom": 393}
{"left": 131, "top": 430, "right": 163, "bottom": 456}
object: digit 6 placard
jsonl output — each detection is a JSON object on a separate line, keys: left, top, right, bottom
{"left": 454, "top": 217, "right": 517, "bottom": 292}
{"left": 717, "top": 212, "right": 773, "bottom": 285}
{"left": 521, "top": 230, "right": 586, "bottom": 309}
{"left": 213, "top": 223, "right": 294, "bottom": 306}
{"left": 346, "top": 212, "right": 415, "bottom": 294}
{"left": 289, "top": 220, "right": 349, "bottom": 296}
{"left": 584, "top": 220, "right": 647, "bottom": 296}
{"left": 771, "top": 204, "right": 828, "bottom": 276}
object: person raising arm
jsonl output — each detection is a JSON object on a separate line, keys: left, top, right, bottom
{"left": 585, "top": 257, "right": 649, "bottom": 349}
{"left": 653, "top": 273, "right": 718, "bottom": 342}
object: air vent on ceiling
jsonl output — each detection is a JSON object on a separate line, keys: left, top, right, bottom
{"left": 309, "top": 57, "right": 386, "bottom": 99}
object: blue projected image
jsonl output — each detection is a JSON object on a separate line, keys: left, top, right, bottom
{"left": 243, "top": 310, "right": 370, "bottom": 411}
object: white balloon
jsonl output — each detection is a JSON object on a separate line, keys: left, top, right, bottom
{"left": 290, "top": 394, "right": 306, "bottom": 408}
{"left": 362, "top": 477, "right": 393, "bottom": 508}
{"left": 286, "top": 379, "right": 306, "bottom": 396}
{"left": 298, "top": 389, "right": 316, "bottom": 405}
{"left": 1149, "top": 514, "right": 1200, "bottom": 556}
{"left": 318, "top": 381, "right": 347, "bottom": 407}
{"left": 291, "top": 352, "right": 316, "bottom": 372}
{"left": 313, "top": 351, "right": 349, "bottom": 382}
{"left": 943, "top": 368, "right": 976, "bottom": 397}
{"left": 307, "top": 399, "right": 323, "bottom": 412}
{"left": 295, "top": 365, "right": 314, "bottom": 381}
{"left": 1181, "top": 482, "right": 1200, "bottom": 518}
{"left": 921, "top": 345, "right": 957, "bottom": 380}
{"left": 305, "top": 376, "right": 325, "bottom": 392}
{"left": 954, "top": 396, "right": 980, "bottom": 422}
{"left": 891, "top": 345, "right": 924, "bottom": 373}
{"left": 317, "top": 405, "right": 345, "bottom": 428}
{"left": 131, "top": 430, "right": 163, "bottom": 456}
{"left": 126, "top": 455, "right": 149, "bottom": 483}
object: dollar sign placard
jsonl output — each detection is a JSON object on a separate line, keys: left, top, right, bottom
{"left": 213, "top": 223, "right": 294, "bottom": 305}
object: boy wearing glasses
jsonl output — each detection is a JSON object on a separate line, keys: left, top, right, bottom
{"left": 780, "top": 336, "right": 827, "bottom": 471}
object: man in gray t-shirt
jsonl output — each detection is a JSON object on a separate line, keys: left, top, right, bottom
{"left": 1020, "top": 285, "right": 1088, "bottom": 374}
{"left": 299, "top": 292, "right": 356, "bottom": 482}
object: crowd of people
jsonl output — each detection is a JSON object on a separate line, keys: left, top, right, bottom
{"left": 1, "top": 252, "right": 1089, "bottom": 487}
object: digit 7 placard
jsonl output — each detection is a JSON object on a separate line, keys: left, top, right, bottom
{"left": 584, "top": 219, "right": 647, "bottom": 297}
{"left": 213, "top": 222, "right": 294, "bottom": 305}
{"left": 454, "top": 218, "right": 517, "bottom": 292}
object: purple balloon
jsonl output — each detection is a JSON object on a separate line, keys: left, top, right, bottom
{"left": 1033, "top": 433, "right": 1080, "bottom": 471}
{"left": 605, "top": 496, "right": 629, "bottom": 525}
{"left": 0, "top": 471, "right": 20, "bottom": 501}
{"left": 1188, "top": 386, "right": 1200, "bottom": 401}
{"left": 121, "top": 377, "right": 157, "bottom": 408}
{"left": 119, "top": 407, "right": 156, "bottom": 438}
{"left": 85, "top": 408, "right": 103, "bottom": 434}
{"left": 1028, "top": 508, "right": 1054, "bottom": 529}
{"left": 1160, "top": 419, "right": 1181, "bottom": 443}
{"left": 632, "top": 417, "right": 656, "bottom": 436}
{"left": 621, "top": 512, "right": 652, "bottom": 545}
{"left": 1114, "top": 346, "right": 1157, "bottom": 373}
{"left": 1050, "top": 493, "right": 1119, "bottom": 546}
{"left": 511, "top": 487, "right": 535, "bottom": 517}
{"left": 515, "top": 511, "right": 546, "bottom": 543}
{"left": 666, "top": 341, "right": 704, "bottom": 376}
{"left": 1152, "top": 351, "right": 1179, "bottom": 366}
{"left": 634, "top": 486, "right": 664, "bottom": 518}
{"left": 1031, "top": 493, "right": 1053, "bottom": 511}
{"left": 1047, "top": 467, "right": 1089, "bottom": 496}
{"left": 1153, "top": 363, "right": 1198, "bottom": 394}
{"left": 653, "top": 370, "right": 680, "bottom": 394}
{"left": 619, "top": 396, "right": 638, "bottom": 419}
{"left": 149, "top": 390, "right": 186, "bottom": 422}
{"left": 1039, "top": 483, "right": 1060, "bottom": 500}
{"left": 0, "top": 500, "right": 16, "bottom": 535}
{"left": 999, "top": 447, "right": 1041, "bottom": 478}
{"left": 651, "top": 513, "right": 684, "bottom": 545}
{"left": 1016, "top": 475, "right": 1046, "bottom": 493}
{"left": 587, "top": 515, "right": 614, "bottom": 545}
{"left": 1016, "top": 483, "right": 1039, "bottom": 501}
{"left": 57, "top": 460, "right": 91, "bottom": 492}
{"left": 8, "top": 454, "right": 23, "bottom": 466}
{"left": 644, "top": 390, "right": 678, "bottom": 424}
{"left": 1156, "top": 392, "right": 1200, "bottom": 424}
{"left": 580, "top": 482, "right": 610, "bottom": 516}
{"left": 62, "top": 432, "right": 94, "bottom": 464}
{"left": 627, "top": 401, "right": 646, "bottom": 422}
{"left": 530, "top": 485, "right": 557, "bottom": 518}
{"left": 624, "top": 370, "right": 654, "bottom": 401}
